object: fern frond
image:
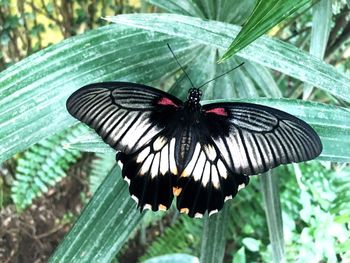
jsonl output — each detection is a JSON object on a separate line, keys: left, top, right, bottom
{"left": 11, "top": 124, "right": 88, "bottom": 211}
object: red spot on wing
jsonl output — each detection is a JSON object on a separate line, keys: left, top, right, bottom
{"left": 206, "top": 108, "right": 228, "bottom": 116}
{"left": 158, "top": 97, "right": 178, "bottom": 107}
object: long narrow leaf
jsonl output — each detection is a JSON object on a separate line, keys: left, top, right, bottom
{"left": 106, "top": 14, "right": 350, "bottom": 102}
{"left": 200, "top": 206, "right": 229, "bottom": 263}
{"left": 303, "top": 0, "right": 332, "bottom": 99}
{"left": 148, "top": 0, "right": 206, "bottom": 18}
{"left": 49, "top": 165, "right": 144, "bottom": 262}
{"left": 260, "top": 171, "right": 284, "bottom": 262}
{"left": 219, "top": 0, "right": 313, "bottom": 61}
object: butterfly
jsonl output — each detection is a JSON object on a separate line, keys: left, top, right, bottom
{"left": 66, "top": 82, "right": 322, "bottom": 218}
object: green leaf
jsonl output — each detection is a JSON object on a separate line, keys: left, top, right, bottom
{"left": 219, "top": 0, "right": 314, "bottom": 61}
{"left": 49, "top": 165, "right": 144, "bottom": 263}
{"left": 260, "top": 172, "right": 284, "bottom": 262}
{"left": 148, "top": 0, "right": 207, "bottom": 19}
{"left": 0, "top": 24, "right": 199, "bottom": 163}
{"left": 148, "top": 0, "right": 255, "bottom": 24}
{"left": 303, "top": 0, "right": 332, "bottom": 99}
{"left": 106, "top": 14, "right": 350, "bottom": 102}
{"left": 232, "top": 247, "right": 246, "bottom": 263}
{"left": 200, "top": 205, "right": 229, "bottom": 263}
{"left": 242, "top": 237, "right": 261, "bottom": 252}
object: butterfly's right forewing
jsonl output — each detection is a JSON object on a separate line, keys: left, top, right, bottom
{"left": 203, "top": 102, "right": 322, "bottom": 176}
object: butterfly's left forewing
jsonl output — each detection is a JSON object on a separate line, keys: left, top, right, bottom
{"left": 66, "top": 82, "right": 183, "bottom": 154}
{"left": 67, "top": 82, "right": 183, "bottom": 211}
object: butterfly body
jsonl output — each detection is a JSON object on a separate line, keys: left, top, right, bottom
{"left": 67, "top": 82, "right": 322, "bottom": 218}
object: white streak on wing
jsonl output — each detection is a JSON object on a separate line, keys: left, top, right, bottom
{"left": 238, "top": 183, "right": 246, "bottom": 191}
{"left": 91, "top": 105, "right": 115, "bottom": 127}
{"left": 182, "top": 143, "right": 201, "bottom": 177}
{"left": 224, "top": 195, "right": 232, "bottom": 202}
{"left": 227, "top": 134, "right": 242, "bottom": 172}
{"left": 140, "top": 154, "right": 153, "bottom": 175}
{"left": 202, "top": 161, "right": 211, "bottom": 187}
{"left": 143, "top": 204, "right": 152, "bottom": 210}
{"left": 217, "top": 159, "right": 227, "bottom": 179}
{"left": 153, "top": 136, "right": 166, "bottom": 151}
{"left": 209, "top": 209, "right": 218, "bottom": 216}
{"left": 194, "top": 213, "right": 203, "bottom": 218}
{"left": 214, "top": 136, "right": 232, "bottom": 168}
{"left": 160, "top": 144, "right": 169, "bottom": 175}
{"left": 193, "top": 151, "right": 205, "bottom": 181}
{"left": 245, "top": 133, "right": 263, "bottom": 171}
{"left": 136, "top": 147, "right": 150, "bottom": 163}
{"left": 151, "top": 152, "right": 160, "bottom": 178}
{"left": 120, "top": 113, "right": 149, "bottom": 151}
{"left": 117, "top": 160, "right": 123, "bottom": 169}
{"left": 102, "top": 110, "right": 126, "bottom": 135}
{"left": 211, "top": 165, "right": 220, "bottom": 189}
{"left": 131, "top": 195, "right": 139, "bottom": 203}
{"left": 124, "top": 177, "right": 130, "bottom": 185}
{"left": 169, "top": 138, "right": 177, "bottom": 174}
{"left": 255, "top": 134, "right": 274, "bottom": 167}
{"left": 109, "top": 112, "right": 137, "bottom": 140}
{"left": 137, "top": 124, "right": 162, "bottom": 150}
{"left": 235, "top": 131, "right": 250, "bottom": 173}
{"left": 204, "top": 144, "right": 217, "bottom": 161}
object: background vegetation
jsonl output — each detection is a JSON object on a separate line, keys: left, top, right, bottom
{"left": 0, "top": 0, "right": 350, "bottom": 262}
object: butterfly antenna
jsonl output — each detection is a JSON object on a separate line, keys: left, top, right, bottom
{"left": 167, "top": 43, "right": 196, "bottom": 89}
{"left": 198, "top": 62, "right": 245, "bottom": 89}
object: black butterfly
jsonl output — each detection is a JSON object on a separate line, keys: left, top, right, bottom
{"left": 66, "top": 82, "right": 322, "bottom": 218}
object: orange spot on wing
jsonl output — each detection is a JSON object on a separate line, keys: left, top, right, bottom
{"left": 173, "top": 187, "right": 182, "bottom": 196}
{"left": 180, "top": 208, "right": 189, "bottom": 214}
{"left": 158, "top": 204, "right": 167, "bottom": 211}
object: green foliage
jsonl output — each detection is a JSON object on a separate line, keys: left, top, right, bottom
{"left": 140, "top": 216, "right": 203, "bottom": 262}
{"left": 0, "top": 0, "right": 141, "bottom": 71}
{"left": 219, "top": 0, "right": 314, "bottom": 61}
{"left": 49, "top": 166, "right": 144, "bottom": 263}
{"left": 11, "top": 124, "right": 87, "bottom": 210}
{"left": 279, "top": 163, "right": 350, "bottom": 261}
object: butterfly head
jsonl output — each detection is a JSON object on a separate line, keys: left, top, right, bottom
{"left": 187, "top": 88, "right": 202, "bottom": 106}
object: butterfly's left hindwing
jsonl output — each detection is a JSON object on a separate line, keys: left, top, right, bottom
{"left": 117, "top": 136, "right": 178, "bottom": 211}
